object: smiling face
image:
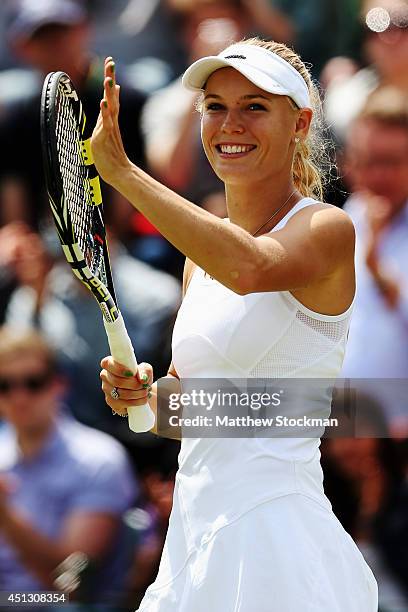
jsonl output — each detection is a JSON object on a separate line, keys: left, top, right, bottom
{"left": 200, "top": 67, "right": 310, "bottom": 187}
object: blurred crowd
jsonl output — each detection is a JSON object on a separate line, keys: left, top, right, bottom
{"left": 0, "top": 0, "right": 407, "bottom": 610}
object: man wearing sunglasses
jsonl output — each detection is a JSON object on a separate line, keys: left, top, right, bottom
{"left": 0, "top": 326, "right": 139, "bottom": 607}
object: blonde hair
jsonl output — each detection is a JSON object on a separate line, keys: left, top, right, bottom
{"left": 198, "top": 36, "right": 332, "bottom": 200}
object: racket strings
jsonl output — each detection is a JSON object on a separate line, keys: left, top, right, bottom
{"left": 55, "top": 87, "right": 104, "bottom": 280}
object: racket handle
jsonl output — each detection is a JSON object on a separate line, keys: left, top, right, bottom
{"left": 103, "top": 314, "right": 156, "bottom": 433}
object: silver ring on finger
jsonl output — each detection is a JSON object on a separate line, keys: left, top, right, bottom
{"left": 111, "top": 386, "right": 120, "bottom": 400}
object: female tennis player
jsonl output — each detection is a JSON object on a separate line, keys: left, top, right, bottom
{"left": 93, "top": 38, "right": 378, "bottom": 611}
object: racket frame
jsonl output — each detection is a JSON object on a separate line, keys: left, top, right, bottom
{"left": 41, "top": 71, "right": 155, "bottom": 433}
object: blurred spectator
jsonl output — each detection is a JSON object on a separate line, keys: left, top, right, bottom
{"left": 0, "top": 224, "right": 52, "bottom": 323}
{"left": 324, "top": 0, "right": 408, "bottom": 144}
{"left": 264, "top": 0, "right": 363, "bottom": 79}
{"left": 340, "top": 87, "right": 408, "bottom": 429}
{"left": 0, "top": 0, "right": 147, "bottom": 232}
{"left": 107, "top": 187, "right": 186, "bottom": 279}
{"left": 123, "top": 471, "right": 176, "bottom": 608}
{"left": 0, "top": 2, "right": 16, "bottom": 71}
{"left": 141, "top": 0, "right": 252, "bottom": 217}
{"left": 0, "top": 222, "right": 41, "bottom": 325}
{"left": 322, "top": 389, "right": 408, "bottom": 610}
{"left": 376, "top": 473, "right": 408, "bottom": 606}
{"left": 89, "top": 0, "right": 185, "bottom": 91}
{"left": 85, "top": 0, "right": 298, "bottom": 93}
{"left": 0, "top": 326, "right": 139, "bottom": 607}
{"left": 1, "top": 228, "right": 181, "bottom": 471}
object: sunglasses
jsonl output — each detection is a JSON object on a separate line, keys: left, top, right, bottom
{"left": 0, "top": 373, "right": 51, "bottom": 395}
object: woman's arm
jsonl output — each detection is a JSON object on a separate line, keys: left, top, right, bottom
{"left": 92, "top": 61, "right": 353, "bottom": 295}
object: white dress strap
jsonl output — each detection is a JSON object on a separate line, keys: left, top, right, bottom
{"left": 268, "top": 196, "right": 319, "bottom": 233}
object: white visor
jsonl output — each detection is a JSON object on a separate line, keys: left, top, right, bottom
{"left": 182, "top": 43, "right": 311, "bottom": 109}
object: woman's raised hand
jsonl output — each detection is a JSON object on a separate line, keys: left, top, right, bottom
{"left": 91, "top": 57, "right": 132, "bottom": 187}
{"left": 100, "top": 356, "right": 154, "bottom": 417}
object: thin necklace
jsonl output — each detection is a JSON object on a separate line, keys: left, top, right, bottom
{"left": 205, "top": 189, "right": 297, "bottom": 280}
{"left": 251, "top": 189, "right": 297, "bottom": 237}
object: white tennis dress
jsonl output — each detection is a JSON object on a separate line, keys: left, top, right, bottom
{"left": 137, "top": 198, "right": 378, "bottom": 612}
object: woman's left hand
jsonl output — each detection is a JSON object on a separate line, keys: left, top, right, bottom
{"left": 100, "top": 357, "right": 154, "bottom": 417}
{"left": 91, "top": 57, "right": 132, "bottom": 187}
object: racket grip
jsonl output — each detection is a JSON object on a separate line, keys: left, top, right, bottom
{"left": 103, "top": 314, "right": 156, "bottom": 433}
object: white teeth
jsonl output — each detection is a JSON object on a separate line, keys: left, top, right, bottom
{"left": 220, "top": 145, "right": 252, "bottom": 154}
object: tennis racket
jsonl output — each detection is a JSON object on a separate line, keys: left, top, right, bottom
{"left": 40, "top": 71, "right": 155, "bottom": 433}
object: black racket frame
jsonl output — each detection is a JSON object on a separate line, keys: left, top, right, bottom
{"left": 41, "top": 71, "right": 119, "bottom": 322}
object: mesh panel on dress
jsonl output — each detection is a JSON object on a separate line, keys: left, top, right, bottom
{"left": 249, "top": 305, "right": 350, "bottom": 378}
{"left": 294, "top": 310, "right": 348, "bottom": 343}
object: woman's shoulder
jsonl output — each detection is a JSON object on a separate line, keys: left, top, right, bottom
{"left": 283, "top": 201, "right": 355, "bottom": 258}
{"left": 288, "top": 201, "right": 355, "bottom": 233}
